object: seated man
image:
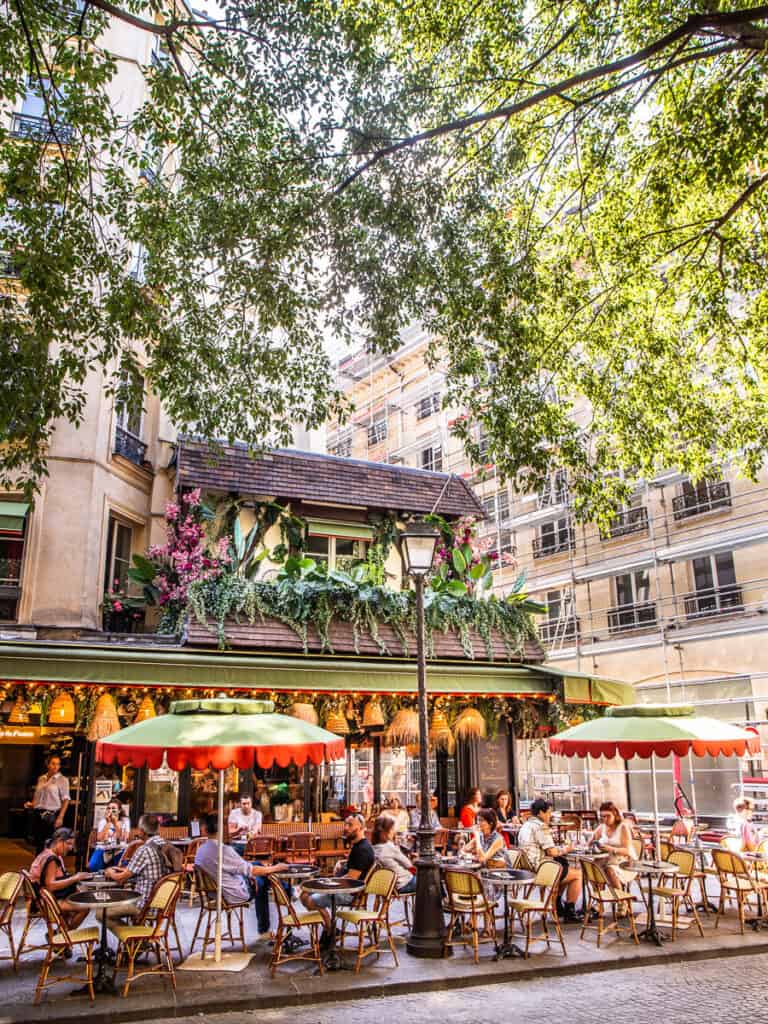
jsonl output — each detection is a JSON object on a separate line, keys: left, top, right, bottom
{"left": 195, "top": 813, "right": 287, "bottom": 941}
{"left": 227, "top": 794, "right": 262, "bottom": 856}
{"left": 517, "top": 798, "right": 583, "bottom": 922}
{"left": 409, "top": 792, "right": 441, "bottom": 831}
{"left": 105, "top": 813, "right": 167, "bottom": 919}
{"left": 300, "top": 813, "right": 374, "bottom": 943}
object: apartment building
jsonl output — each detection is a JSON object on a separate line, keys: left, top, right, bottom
{"left": 327, "top": 330, "right": 768, "bottom": 815}
{"left": 0, "top": 8, "right": 181, "bottom": 633}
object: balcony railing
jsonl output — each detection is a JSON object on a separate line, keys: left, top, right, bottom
{"left": 114, "top": 425, "right": 147, "bottom": 466}
{"left": 607, "top": 600, "right": 657, "bottom": 634}
{"left": 683, "top": 585, "right": 744, "bottom": 621}
{"left": 672, "top": 481, "right": 732, "bottom": 521}
{"left": 605, "top": 506, "right": 649, "bottom": 540}
{"left": 539, "top": 617, "right": 580, "bottom": 644}
{"left": 532, "top": 529, "right": 575, "bottom": 559}
{"left": 11, "top": 113, "right": 73, "bottom": 145}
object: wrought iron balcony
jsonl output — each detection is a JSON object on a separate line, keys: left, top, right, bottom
{"left": 683, "top": 585, "right": 743, "bottom": 621}
{"left": 607, "top": 601, "right": 657, "bottom": 634}
{"left": 532, "top": 529, "right": 575, "bottom": 559}
{"left": 11, "top": 113, "right": 73, "bottom": 145}
{"left": 538, "top": 617, "right": 580, "bottom": 644}
{"left": 114, "top": 425, "right": 148, "bottom": 466}
{"left": 672, "top": 481, "right": 732, "bottom": 520}
{"left": 605, "top": 506, "right": 649, "bottom": 540}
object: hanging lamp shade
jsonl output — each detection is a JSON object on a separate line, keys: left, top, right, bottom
{"left": 135, "top": 695, "right": 156, "bottom": 723}
{"left": 362, "top": 698, "right": 385, "bottom": 729}
{"left": 385, "top": 708, "right": 419, "bottom": 747}
{"left": 88, "top": 692, "right": 121, "bottom": 741}
{"left": 429, "top": 706, "right": 455, "bottom": 752}
{"left": 8, "top": 697, "right": 29, "bottom": 724}
{"left": 454, "top": 707, "right": 487, "bottom": 741}
{"left": 49, "top": 690, "right": 75, "bottom": 726}
{"left": 290, "top": 702, "right": 319, "bottom": 726}
{"left": 325, "top": 708, "right": 350, "bottom": 735}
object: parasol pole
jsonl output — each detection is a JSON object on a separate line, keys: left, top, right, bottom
{"left": 650, "top": 752, "right": 661, "bottom": 859}
{"left": 687, "top": 750, "right": 699, "bottom": 827}
{"left": 215, "top": 768, "right": 224, "bottom": 963}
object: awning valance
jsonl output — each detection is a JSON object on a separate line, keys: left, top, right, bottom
{"left": 0, "top": 502, "right": 30, "bottom": 535}
{"left": 527, "top": 664, "right": 635, "bottom": 706}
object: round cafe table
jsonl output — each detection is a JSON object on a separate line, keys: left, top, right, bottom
{"left": 69, "top": 888, "right": 141, "bottom": 994}
{"left": 273, "top": 863, "right": 319, "bottom": 951}
{"left": 481, "top": 868, "right": 535, "bottom": 959}
{"left": 631, "top": 860, "right": 679, "bottom": 946}
{"left": 300, "top": 877, "right": 364, "bottom": 971}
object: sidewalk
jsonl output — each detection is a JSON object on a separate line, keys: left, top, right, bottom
{"left": 3, "top": 900, "right": 767, "bottom": 1024}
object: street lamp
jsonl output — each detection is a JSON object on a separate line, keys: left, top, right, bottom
{"left": 400, "top": 518, "right": 445, "bottom": 958}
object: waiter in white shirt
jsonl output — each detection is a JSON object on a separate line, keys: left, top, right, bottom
{"left": 228, "top": 794, "right": 262, "bottom": 855}
{"left": 25, "top": 754, "right": 71, "bottom": 852}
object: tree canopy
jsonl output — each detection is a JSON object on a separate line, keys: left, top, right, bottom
{"left": 2, "top": 1, "right": 768, "bottom": 520}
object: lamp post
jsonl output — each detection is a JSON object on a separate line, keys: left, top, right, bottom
{"left": 400, "top": 519, "right": 446, "bottom": 958}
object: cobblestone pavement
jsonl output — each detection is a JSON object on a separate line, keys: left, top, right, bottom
{"left": 172, "top": 954, "right": 764, "bottom": 1024}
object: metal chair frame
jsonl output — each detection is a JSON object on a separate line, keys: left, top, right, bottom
{"left": 713, "top": 848, "right": 768, "bottom": 934}
{"left": 111, "top": 873, "right": 182, "bottom": 998}
{"left": 580, "top": 857, "right": 638, "bottom": 948}
{"left": 508, "top": 859, "right": 568, "bottom": 959}
{"left": 337, "top": 866, "right": 399, "bottom": 973}
{"left": 34, "top": 888, "right": 98, "bottom": 1005}
{"left": 441, "top": 868, "right": 497, "bottom": 963}
{"left": 0, "top": 871, "right": 22, "bottom": 971}
{"left": 651, "top": 848, "right": 704, "bottom": 940}
{"left": 268, "top": 875, "right": 324, "bottom": 976}
{"left": 190, "top": 867, "right": 250, "bottom": 957}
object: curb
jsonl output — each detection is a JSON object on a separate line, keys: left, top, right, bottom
{"left": 5, "top": 938, "right": 768, "bottom": 1024}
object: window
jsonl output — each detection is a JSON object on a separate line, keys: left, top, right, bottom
{"left": 129, "top": 243, "right": 147, "bottom": 285}
{"left": 539, "top": 589, "right": 578, "bottom": 643}
{"left": 113, "top": 374, "right": 147, "bottom": 465}
{"left": 367, "top": 416, "right": 387, "bottom": 446}
{"left": 608, "top": 570, "right": 656, "bottom": 633}
{"left": 488, "top": 528, "right": 514, "bottom": 567}
{"left": 532, "top": 517, "right": 574, "bottom": 558}
{"left": 329, "top": 438, "right": 352, "bottom": 458}
{"left": 672, "top": 478, "right": 732, "bottom": 520}
{"left": 420, "top": 445, "right": 443, "bottom": 472}
{"left": 476, "top": 428, "right": 490, "bottom": 462}
{"left": 538, "top": 469, "right": 568, "bottom": 508}
{"left": 0, "top": 501, "right": 29, "bottom": 621}
{"left": 104, "top": 516, "right": 133, "bottom": 593}
{"left": 686, "top": 552, "right": 742, "bottom": 619}
{"left": 481, "top": 491, "right": 510, "bottom": 526}
{"left": 306, "top": 532, "right": 368, "bottom": 572}
{"left": 416, "top": 392, "right": 441, "bottom": 420}
{"left": 12, "top": 77, "right": 72, "bottom": 144}
{"left": 606, "top": 494, "right": 648, "bottom": 539}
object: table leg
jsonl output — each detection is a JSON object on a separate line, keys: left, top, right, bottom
{"left": 493, "top": 886, "right": 526, "bottom": 960}
{"left": 747, "top": 864, "right": 768, "bottom": 930}
{"left": 695, "top": 853, "right": 717, "bottom": 915}
{"left": 321, "top": 895, "right": 348, "bottom": 971}
{"left": 637, "top": 874, "right": 666, "bottom": 946}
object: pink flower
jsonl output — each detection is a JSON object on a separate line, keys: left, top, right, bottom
{"left": 113, "top": 600, "right": 123, "bottom": 612}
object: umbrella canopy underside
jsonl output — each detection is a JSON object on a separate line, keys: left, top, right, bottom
{"left": 96, "top": 702, "right": 346, "bottom": 771}
{"left": 549, "top": 711, "right": 761, "bottom": 760}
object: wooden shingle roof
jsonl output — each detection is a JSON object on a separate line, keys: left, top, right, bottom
{"left": 177, "top": 439, "right": 483, "bottom": 517}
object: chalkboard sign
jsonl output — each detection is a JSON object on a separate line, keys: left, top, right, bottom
{"left": 478, "top": 730, "right": 510, "bottom": 796}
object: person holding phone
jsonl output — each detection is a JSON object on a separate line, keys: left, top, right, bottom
{"left": 88, "top": 799, "right": 131, "bottom": 871}
{"left": 590, "top": 802, "right": 638, "bottom": 889}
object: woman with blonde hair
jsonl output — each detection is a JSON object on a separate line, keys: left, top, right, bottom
{"left": 386, "top": 794, "right": 411, "bottom": 834}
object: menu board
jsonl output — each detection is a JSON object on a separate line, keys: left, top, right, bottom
{"left": 478, "top": 731, "right": 511, "bottom": 796}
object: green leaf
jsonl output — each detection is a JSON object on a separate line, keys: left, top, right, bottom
{"left": 469, "top": 562, "right": 485, "bottom": 580}
{"left": 446, "top": 579, "right": 468, "bottom": 596}
{"left": 451, "top": 548, "right": 467, "bottom": 575}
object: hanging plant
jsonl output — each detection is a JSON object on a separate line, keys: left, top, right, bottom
{"left": 453, "top": 707, "right": 487, "bottom": 741}
{"left": 385, "top": 707, "right": 419, "bottom": 747}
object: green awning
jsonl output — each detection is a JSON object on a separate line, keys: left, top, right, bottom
{"left": 0, "top": 502, "right": 30, "bottom": 534}
{"left": 527, "top": 664, "right": 635, "bottom": 706}
{"left": 0, "top": 641, "right": 555, "bottom": 697}
{"left": 307, "top": 520, "right": 374, "bottom": 540}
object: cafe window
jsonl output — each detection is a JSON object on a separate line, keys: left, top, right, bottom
{"left": 0, "top": 500, "right": 30, "bottom": 621}
{"left": 306, "top": 523, "right": 371, "bottom": 572}
{"left": 104, "top": 515, "right": 133, "bottom": 591}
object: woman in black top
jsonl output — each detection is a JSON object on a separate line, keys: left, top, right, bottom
{"left": 30, "top": 828, "right": 91, "bottom": 928}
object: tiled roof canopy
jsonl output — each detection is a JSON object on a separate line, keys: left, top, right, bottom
{"left": 177, "top": 439, "right": 483, "bottom": 517}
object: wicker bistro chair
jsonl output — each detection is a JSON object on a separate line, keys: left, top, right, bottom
{"left": 712, "top": 848, "right": 768, "bottom": 935}
{"left": 190, "top": 867, "right": 250, "bottom": 958}
{"left": 441, "top": 868, "right": 497, "bottom": 964}
{"left": 506, "top": 859, "right": 567, "bottom": 959}
{"left": 268, "top": 875, "right": 324, "bottom": 976}
{"left": 244, "top": 835, "right": 275, "bottom": 864}
{"left": 0, "top": 871, "right": 22, "bottom": 970}
{"left": 34, "top": 888, "right": 99, "bottom": 1005}
{"left": 504, "top": 848, "right": 535, "bottom": 874}
{"left": 650, "top": 848, "right": 704, "bottom": 941}
{"left": 16, "top": 870, "right": 48, "bottom": 963}
{"left": 283, "top": 832, "right": 318, "bottom": 864}
{"left": 181, "top": 837, "right": 205, "bottom": 907}
{"left": 579, "top": 857, "right": 638, "bottom": 949}
{"left": 337, "top": 866, "right": 399, "bottom": 973}
{"left": 111, "top": 873, "right": 183, "bottom": 998}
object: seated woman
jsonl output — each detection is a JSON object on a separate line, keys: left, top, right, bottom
{"left": 88, "top": 799, "right": 131, "bottom": 871}
{"left": 493, "top": 790, "right": 520, "bottom": 847}
{"left": 463, "top": 809, "right": 507, "bottom": 866}
{"left": 371, "top": 814, "right": 417, "bottom": 893}
{"left": 385, "top": 795, "right": 411, "bottom": 835}
{"left": 591, "top": 802, "right": 638, "bottom": 890}
{"left": 459, "top": 787, "right": 482, "bottom": 829}
{"left": 30, "top": 827, "right": 92, "bottom": 929}
{"left": 734, "top": 796, "right": 761, "bottom": 852}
